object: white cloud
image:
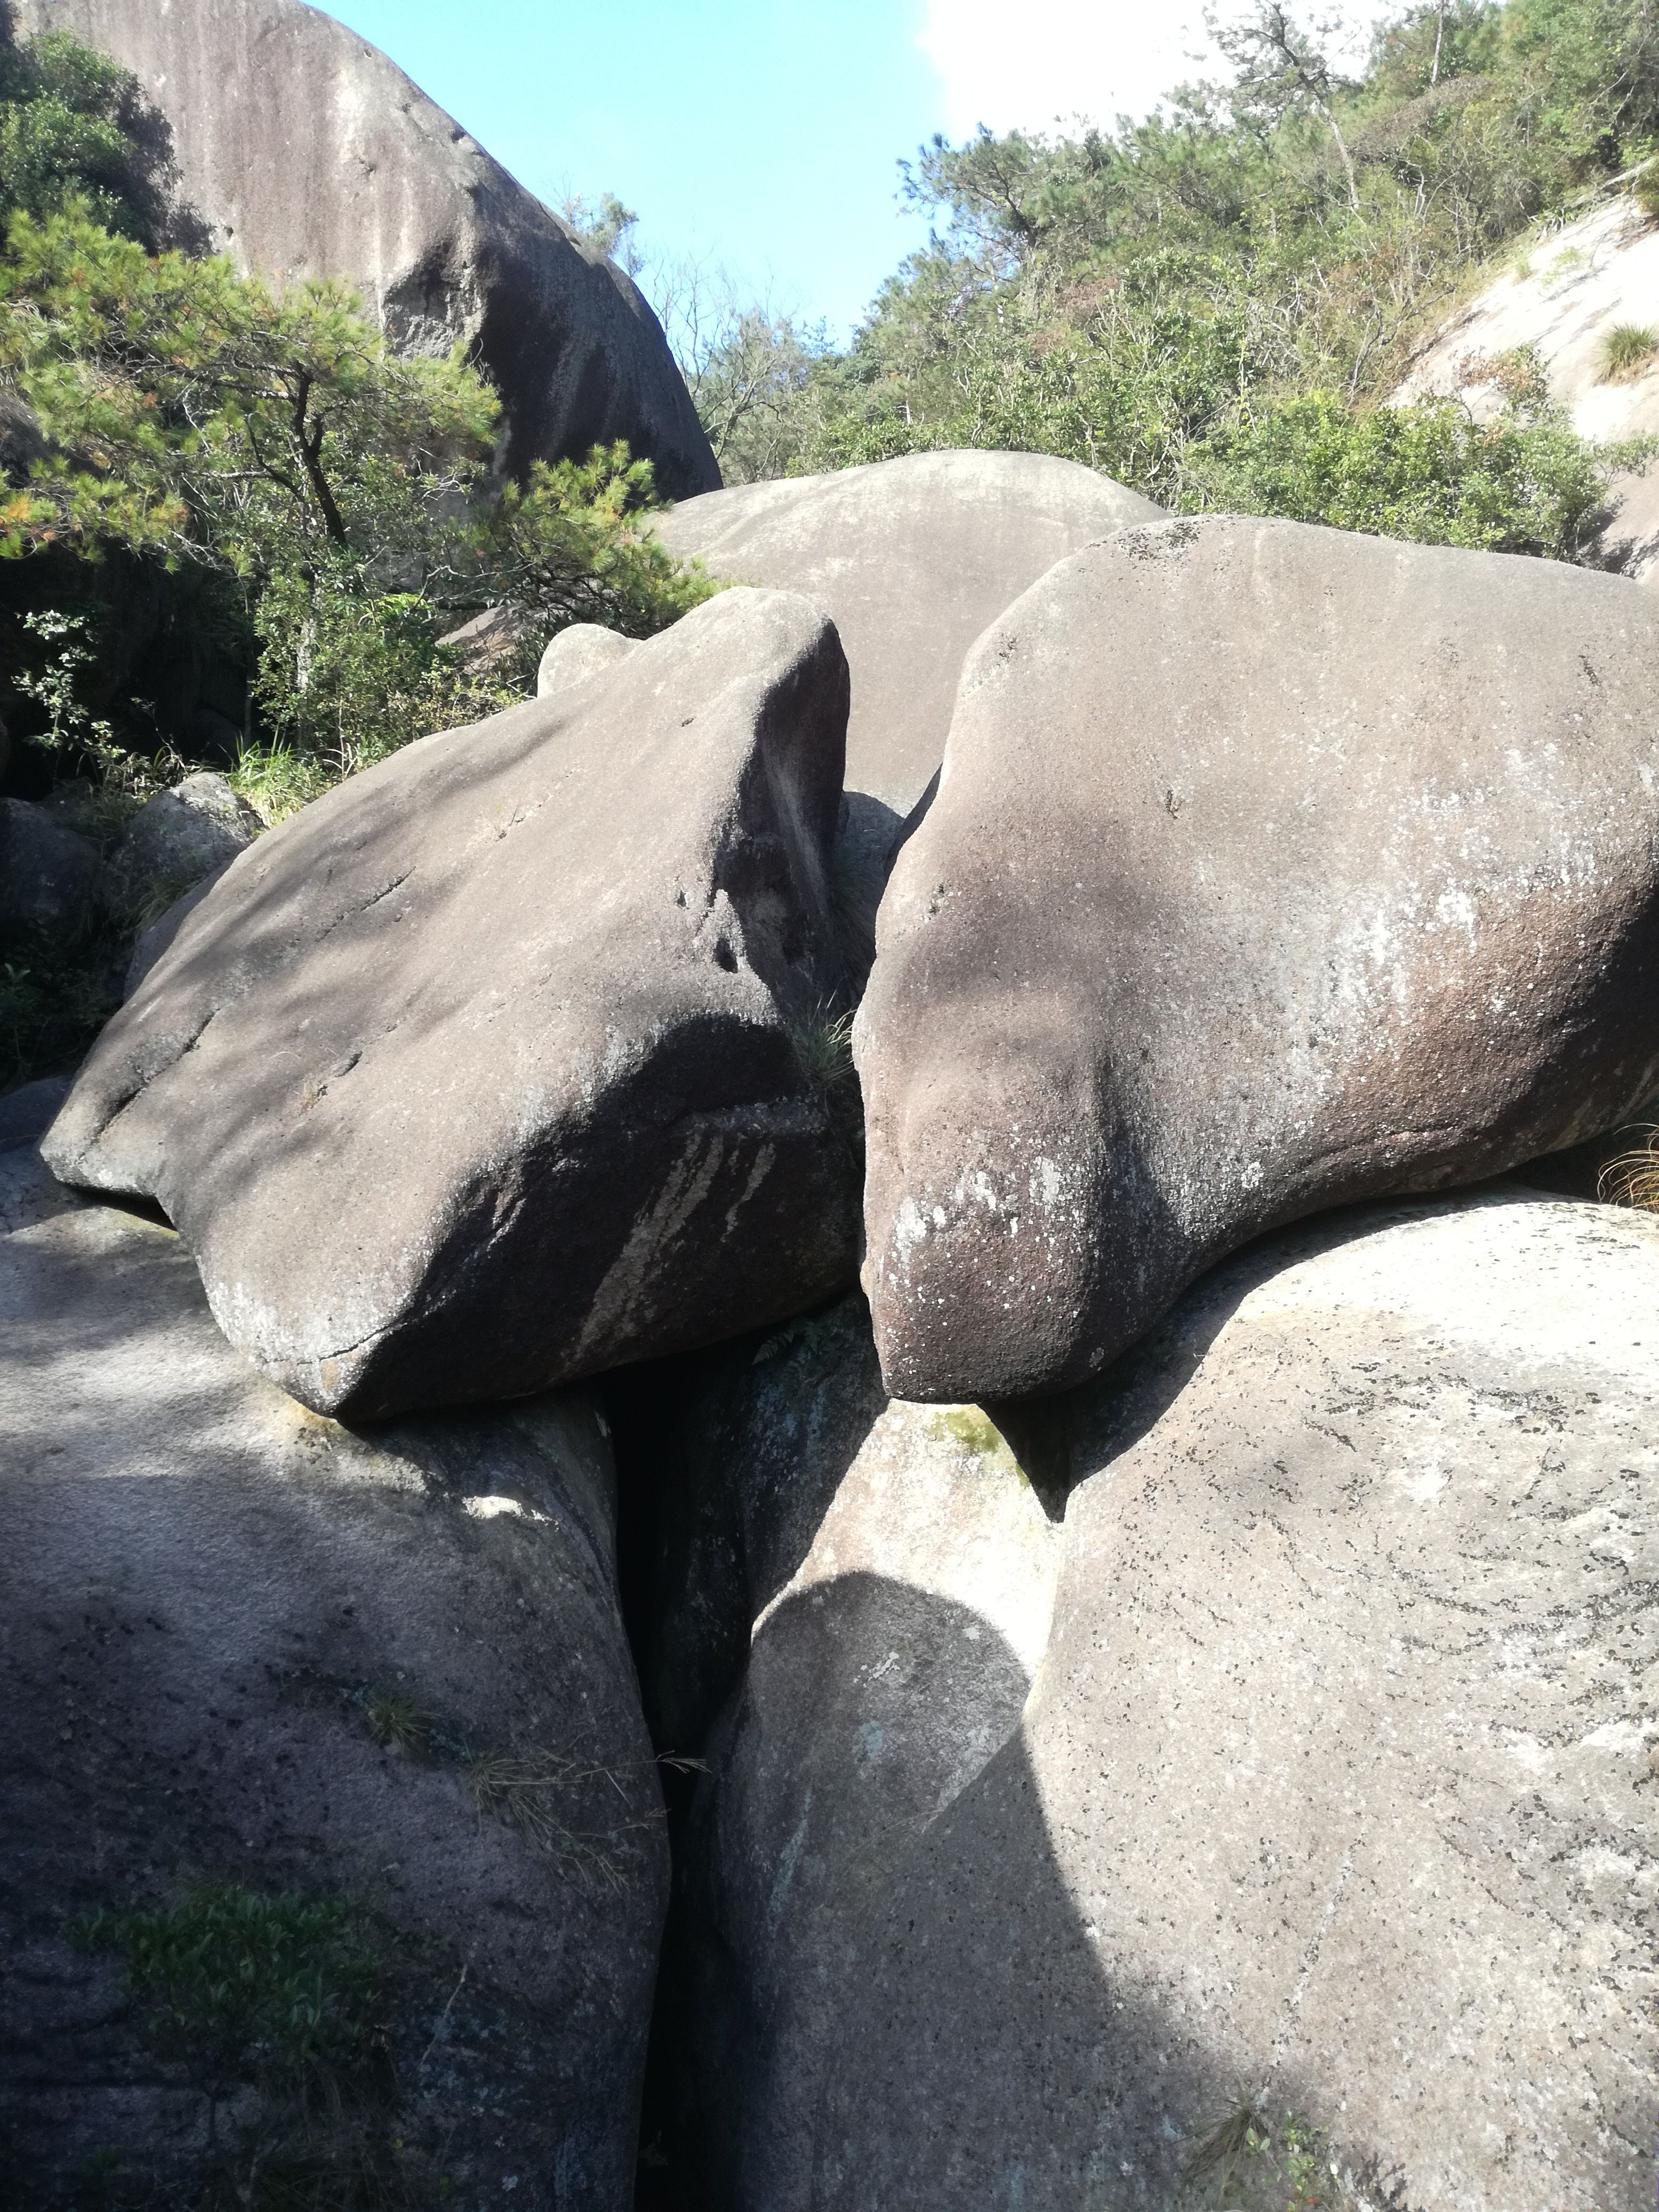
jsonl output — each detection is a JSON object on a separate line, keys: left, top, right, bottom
{"left": 916, "top": 0, "right": 1400, "bottom": 140}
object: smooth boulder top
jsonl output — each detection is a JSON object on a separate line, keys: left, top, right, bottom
{"left": 44, "top": 588, "right": 859, "bottom": 1420}
{"left": 0, "top": 1144, "right": 664, "bottom": 2208}
{"left": 539, "top": 622, "right": 638, "bottom": 697}
{"left": 653, "top": 449, "right": 1161, "bottom": 816}
{"left": 814, "top": 1193, "right": 1659, "bottom": 2212}
{"left": 15, "top": 0, "right": 718, "bottom": 497}
{"left": 857, "top": 514, "right": 1659, "bottom": 1404}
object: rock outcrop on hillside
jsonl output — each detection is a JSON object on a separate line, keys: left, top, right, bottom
{"left": 44, "top": 589, "right": 860, "bottom": 1419}
{"left": 0, "top": 1136, "right": 666, "bottom": 2211}
{"left": 655, "top": 450, "right": 1159, "bottom": 818}
{"left": 858, "top": 514, "right": 1659, "bottom": 1404}
{"left": 13, "top": 0, "right": 718, "bottom": 497}
{"left": 1394, "top": 194, "right": 1659, "bottom": 580}
{"left": 809, "top": 1193, "right": 1659, "bottom": 2212}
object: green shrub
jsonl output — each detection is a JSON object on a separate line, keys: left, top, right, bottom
{"left": 1185, "top": 367, "right": 1650, "bottom": 558}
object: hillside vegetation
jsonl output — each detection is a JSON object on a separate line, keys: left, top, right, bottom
{"left": 694, "top": 0, "right": 1659, "bottom": 555}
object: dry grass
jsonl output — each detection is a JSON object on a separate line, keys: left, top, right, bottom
{"left": 1598, "top": 1128, "right": 1659, "bottom": 1208}
{"left": 464, "top": 1753, "right": 655, "bottom": 1894}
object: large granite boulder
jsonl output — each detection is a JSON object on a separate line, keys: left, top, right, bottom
{"left": 0, "top": 795, "right": 104, "bottom": 946}
{"left": 617, "top": 1298, "right": 1061, "bottom": 2212}
{"left": 0, "top": 1137, "right": 666, "bottom": 2210}
{"left": 858, "top": 515, "right": 1659, "bottom": 1404}
{"left": 15, "top": 0, "right": 718, "bottom": 497}
{"left": 44, "top": 588, "right": 860, "bottom": 1420}
{"left": 654, "top": 450, "right": 1159, "bottom": 818}
{"left": 810, "top": 1193, "right": 1659, "bottom": 2212}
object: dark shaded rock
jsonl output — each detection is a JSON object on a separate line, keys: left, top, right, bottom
{"left": 653, "top": 449, "right": 1160, "bottom": 817}
{"left": 0, "top": 1075, "right": 70, "bottom": 1150}
{"left": 0, "top": 795, "right": 104, "bottom": 945}
{"left": 0, "top": 1142, "right": 667, "bottom": 2210}
{"left": 812, "top": 1194, "right": 1659, "bottom": 2212}
{"left": 107, "top": 770, "right": 261, "bottom": 920}
{"left": 15, "top": 0, "right": 718, "bottom": 497}
{"left": 44, "top": 589, "right": 859, "bottom": 1419}
{"left": 858, "top": 516, "right": 1659, "bottom": 1403}
{"left": 619, "top": 1297, "right": 1059, "bottom": 2212}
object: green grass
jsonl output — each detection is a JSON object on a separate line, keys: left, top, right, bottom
{"left": 74, "top": 1882, "right": 386, "bottom": 2097}
{"left": 790, "top": 1002, "right": 856, "bottom": 1091}
{"left": 1599, "top": 322, "right": 1659, "bottom": 382}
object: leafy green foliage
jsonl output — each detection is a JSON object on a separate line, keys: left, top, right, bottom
{"left": 1, "top": 929, "right": 120, "bottom": 1090}
{"left": 1178, "top": 2098, "right": 1397, "bottom": 2210}
{"left": 0, "top": 203, "right": 497, "bottom": 568}
{"left": 76, "top": 1883, "right": 386, "bottom": 2098}
{"left": 0, "top": 26, "right": 181, "bottom": 244}
{"left": 481, "top": 442, "right": 714, "bottom": 634}
{"left": 1188, "top": 355, "right": 1648, "bottom": 554}
{"left": 685, "top": 0, "right": 1655, "bottom": 560}
{"left": 0, "top": 23, "right": 713, "bottom": 906}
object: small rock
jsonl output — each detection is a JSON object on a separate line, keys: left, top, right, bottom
{"left": 107, "top": 772, "right": 261, "bottom": 921}
{"left": 438, "top": 603, "right": 537, "bottom": 669}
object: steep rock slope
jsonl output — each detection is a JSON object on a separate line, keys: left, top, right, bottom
{"left": 812, "top": 1193, "right": 1659, "bottom": 2212}
{"left": 14, "top": 0, "right": 718, "bottom": 495}
{"left": 1395, "top": 195, "right": 1659, "bottom": 578}
{"left": 0, "top": 1135, "right": 666, "bottom": 2210}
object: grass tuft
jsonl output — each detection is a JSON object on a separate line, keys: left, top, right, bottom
{"left": 1598, "top": 322, "right": 1659, "bottom": 383}
{"left": 790, "top": 1002, "right": 856, "bottom": 1091}
{"left": 464, "top": 1752, "right": 655, "bottom": 1893}
{"left": 1599, "top": 1127, "right": 1659, "bottom": 1208}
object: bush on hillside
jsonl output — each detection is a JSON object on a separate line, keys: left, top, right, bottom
{"left": 1187, "top": 364, "right": 1652, "bottom": 555}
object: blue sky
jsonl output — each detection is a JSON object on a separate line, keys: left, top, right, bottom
{"left": 322, "top": 1, "right": 1401, "bottom": 344}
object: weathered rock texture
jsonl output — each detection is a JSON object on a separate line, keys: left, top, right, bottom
{"left": 15, "top": 0, "right": 718, "bottom": 496}
{"left": 0, "top": 1141, "right": 666, "bottom": 2210}
{"left": 539, "top": 622, "right": 638, "bottom": 698}
{"left": 653, "top": 449, "right": 1160, "bottom": 817}
{"left": 858, "top": 515, "right": 1659, "bottom": 1403}
{"left": 1393, "top": 196, "right": 1659, "bottom": 581}
{"left": 622, "top": 1298, "right": 1060, "bottom": 2212}
{"left": 812, "top": 1194, "right": 1659, "bottom": 2212}
{"left": 44, "top": 589, "right": 859, "bottom": 1419}
{"left": 107, "top": 769, "right": 261, "bottom": 917}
